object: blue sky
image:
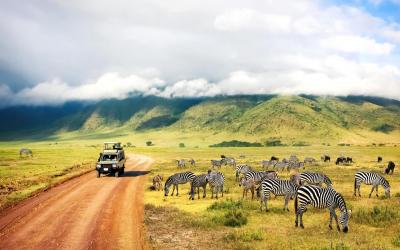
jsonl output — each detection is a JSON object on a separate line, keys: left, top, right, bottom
{"left": 0, "top": 0, "right": 399, "bottom": 106}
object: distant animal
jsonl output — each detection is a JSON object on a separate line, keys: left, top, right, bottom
{"left": 239, "top": 177, "right": 256, "bottom": 200}
{"left": 211, "top": 159, "right": 225, "bottom": 168}
{"left": 189, "top": 174, "right": 208, "bottom": 200}
{"left": 377, "top": 156, "right": 382, "bottom": 163}
{"left": 189, "top": 158, "right": 196, "bottom": 167}
{"left": 335, "top": 157, "right": 346, "bottom": 165}
{"left": 206, "top": 170, "right": 225, "bottom": 199}
{"left": 354, "top": 171, "right": 390, "bottom": 198}
{"left": 261, "top": 160, "right": 275, "bottom": 169}
{"left": 270, "top": 156, "right": 279, "bottom": 161}
{"left": 239, "top": 154, "right": 246, "bottom": 159}
{"left": 152, "top": 174, "right": 163, "bottom": 191}
{"left": 304, "top": 157, "right": 316, "bottom": 164}
{"left": 164, "top": 172, "right": 195, "bottom": 196}
{"left": 259, "top": 174, "right": 300, "bottom": 211}
{"left": 346, "top": 157, "right": 353, "bottom": 164}
{"left": 385, "top": 161, "right": 395, "bottom": 175}
{"left": 274, "top": 161, "right": 289, "bottom": 171}
{"left": 321, "top": 155, "right": 331, "bottom": 162}
{"left": 243, "top": 170, "right": 278, "bottom": 185}
{"left": 19, "top": 148, "right": 33, "bottom": 158}
{"left": 295, "top": 185, "right": 351, "bottom": 233}
{"left": 289, "top": 155, "right": 299, "bottom": 163}
{"left": 224, "top": 157, "right": 236, "bottom": 167}
{"left": 176, "top": 159, "right": 186, "bottom": 168}
{"left": 287, "top": 161, "right": 305, "bottom": 171}
{"left": 220, "top": 155, "right": 226, "bottom": 158}
{"left": 299, "top": 172, "right": 332, "bottom": 187}
{"left": 235, "top": 164, "right": 252, "bottom": 182}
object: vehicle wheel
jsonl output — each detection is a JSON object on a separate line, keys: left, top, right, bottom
{"left": 97, "top": 172, "right": 100, "bottom": 178}
{"left": 115, "top": 171, "right": 119, "bottom": 178}
{"left": 121, "top": 166, "right": 125, "bottom": 174}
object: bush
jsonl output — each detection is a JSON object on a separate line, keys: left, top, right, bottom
{"left": 353, "top": 206, "right": 399, "bottom": 227}
{"left": 264, "top": 139, "right": 285, "bottom": 147}
{"left": 223, "top": 209, "right": 248, "bottom": 227}
{"left": 210, "top": 140, "right": 263, "bottom": 147}
{"left": 373, "top": 123, "right": 395, "bottom": 133}
{"left": 208, "top": 199, "right": 243, "bottom": 211}
{"left": 393, "top": 234, "right": 400, "bottom": 247}
{"left": 146, "top": 141, "right": 153, "bottom": 146}
{"left": 179, "top": 143, "right": 185, "bottom": 148}
{"left": 292, "top": 141, "right": 310, "bottom": 146}
{"left": 126, "top": 142, "right": 132, "bottom": 147}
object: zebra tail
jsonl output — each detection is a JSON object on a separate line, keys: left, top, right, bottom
{"left": 354, "top": 178, "right": 356, "bottom": 191}
{"left": 294, "top": 194, "right": 298, "bottom": 213}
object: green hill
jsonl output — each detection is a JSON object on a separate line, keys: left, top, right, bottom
{"left": 0, "top": 95, "right": 399, "bottom": 144}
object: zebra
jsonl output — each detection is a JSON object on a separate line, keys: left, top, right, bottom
{"left": 274, "top": 161, "right": 289, "bottom": 172}
{"left": 295, "top": 185, "right": 351, "bottom": 233}
{"left": 354, "top": 171, "right": 390, "bottom": 198}
{"left": 261, "top": 160, "right": 275, "bottom": 169}
{"left": 189, "top": 174, "right": 208, "bottom": 200}
{"left": 239, "top": 177, "right": 256, "bottom": 200}
{"left": 211, "top": 159, "right": 225, "bottom": 168}
{"left": 289, "top": 155, "right": 299, "bottom": 163}
{"left": 235, "top": 164, "right": 252, "bottom": 182}
{"left": 19, "top": 148, "right": 33, "bottom": 158}
{"left": 164, "top": 172, "right": 195, "bottom": 196}
{"left": 304, "top": 157, "right": 316, "bottom": 164}
{"left": 206, "top": 170, "right": 225, "bottom": 199}
{"left": 243, "top": 170, "right": 278, "bottom": 185}
{"left": 189, "top": 158, "right": 196, "bottom": 167}
{"left": 152, "top": 174, "right": 163, "bottom": 191}
{"left": 287, "top": 161, "right": 305, "bottom": 171}
{"left": 299, "top": 172, "right": 332, "bottom": 187}
{"left": 259, "top": 174, "right": 300, "bottom": 211}
{"left": 224, "top": 157, "right": 236, "bottom": 167}
{"left": 176, "top": 159, "right": 186, "bottom": 168}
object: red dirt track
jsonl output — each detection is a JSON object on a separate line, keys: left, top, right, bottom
{"left": 0, "top": 154, "right": 152, "bottom": 250}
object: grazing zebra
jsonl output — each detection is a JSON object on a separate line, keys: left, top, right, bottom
{"left": 211, "top": 159, "right": 225, "bottom": 168}
{"left": 287, "top": 161, "right": 305, "bottom": 171}
{"left": 152, "top": 174, "right": 163, "bottom": 191}
{"left": 206, "top": 170, "right": 225, "bottom": 199}
{"left": 19, "top": 148, "right": 33, "bottom": 158}
{"left": 235, "top": 164, "right": 252, "bottom": 182}
{"left": 244, "top": 170, "right": 278, "bottom": 185}
{"left": 224, "top": 157, "right": 236, "bottom": 167}
{"left": 304, "top": 157, "right": 316, "bottom": 164}
{"left": 299, "top": 172, "right": 332, "bottom": 187}
{"left": 261, "top": 160, "right": 275, "bottom": 169}
{"left": 385, "top": 161, "right": 395, "bottom": 175}
{"left": 239, "top": 177, "right": 256, "bottom": 199}
{"left": 164, "top": 172, "right": 195, "bottom": 196}
{"left": 259, "top": 174, "right": 300, "bottom": 211}
{"left": 189, "top": 174, "right": 208, "bottom": 200}
{"left": 189, "top": 158, "right": 196, "bottom": 167}
{"left": 295, "top": 185, "right": 351, "bottom": 233}
{"left": 176, "top": 159, "right": 186, "bottom": 168}
{"left": 274, "top": 161, "right": 289, "bottom": 171}
{"left": 289, "top": 155, "right": 299, "bottom": 163}
{"left": 354, "top": 171, "right": 390, "bottom": 198}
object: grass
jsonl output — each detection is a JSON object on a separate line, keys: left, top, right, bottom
{"left": 1, "top": 137, "right": 400, "bottom": 249}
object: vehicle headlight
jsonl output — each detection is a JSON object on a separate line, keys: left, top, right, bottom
{"left": 112, "top": 164, "right": 117, "bottom": 168}
{"left": 96, "top": 164, "right": 101, "bottom": 168}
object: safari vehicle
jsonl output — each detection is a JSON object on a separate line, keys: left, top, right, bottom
{"left": 96, "top": 142, "right": 126, "bottom": 178}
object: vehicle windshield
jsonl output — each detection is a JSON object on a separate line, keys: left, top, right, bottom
{"left": 101, "top": 154, "right": 117, "bottom": 161}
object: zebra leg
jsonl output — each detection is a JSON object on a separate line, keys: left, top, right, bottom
{"left": 329, "top": 210, "right": 333, "bottom": 230}
{"left": 171, "top": 185, "right": 175, "bottom": 196}
{"left": 357, "top": 184, "right": 361, "bottom": 197}
{"left": 332, "top": 210, "right": 340, "bottom": 231}
{"left": 197, "top": 187, "right": 200, "bottom": 199}
{"left": 251, "top": 187, "right": 254, "bottom": 200}
{"left": 299, "top": 212, "right": 304, "bottom": 228}
{"left": 203, "top": 186, "right": 206, "bottom": 198}
{"left": 376, "top": 185, "right": 379, "bottom": 197}
{"left": 284, "top": 194, "right": 290, "bottom": 211}
{"left": 221, "top": 186, "right": 224, "bottom": 197}
{"left": 369, "top": 185, "right": 375, "bottom": 198}
{"left": 176, "top": 185, "right": 179, "bottom": 196}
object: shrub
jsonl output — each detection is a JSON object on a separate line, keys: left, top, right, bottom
{"left": 146, "top": 141, "right": 153, "bottom": 146}
{"left": 210, "top": 140, "right": 263, "bottom": 147}
{"left": 264, "top": 139, "right": 285, "bottom": 147}
{"left": 208, "top": 199, "right": 243, "bottom": 211}
{"left": 224, "top": 230, "right": 264, "bottom": 242}
{"left": 373, "top": 123, "right": 395, "bottom": 133}
{"left": 393, "top": 234, "right": 400, "bottom": 247}
{"left": 179, "top": 143, "right": 185, "bottom": 148}
{"left": 292, "top": 141, "right": 310, "bottom": 146}
{"left": 223, "top": 209, "right": 248, "bottom": 227}
{"left": 353, "top": 206, "right": 399, "bottom": 227}
{"left": 127, "top": 142, "right": 132, "bottom": 147}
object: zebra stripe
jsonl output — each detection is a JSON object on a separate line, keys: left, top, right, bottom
{"left": 354, "top": 171, "right": 390, "bottom": 198}
{"left": 299, "top": 172, "right": 332, "bottom": 187}
{"left": 295, "top": 185, "right": 351, "bottom": 233}
{"left": 244, "top": 170, "right": 278, "bottom": 184}
{"left": 207, "top": 170, "right": 225, "bottom": 199}
{"left": 235, "top": 164, "right": 252, "bottom": 182}
{"left": 164, "top": 172, "right": 195, "bottom": 196}
{"left": 259, "top": 175, "right": 300, "bottom": 211}
{"left": 189, "top": 174, "right": 208, "bottom": 200}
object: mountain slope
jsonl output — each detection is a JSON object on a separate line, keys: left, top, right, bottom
{"left": 0, "top": 95, "right": 399, "bottom": 143}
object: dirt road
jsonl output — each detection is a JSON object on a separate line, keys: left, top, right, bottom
{"left": 0, "top": 154, "right": 153, "bottom": 250}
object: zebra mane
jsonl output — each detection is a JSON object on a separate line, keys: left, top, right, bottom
{"left": 335, "top": 192, "right": 348, "bottom": 213}
{"left": 381, "top": 176, "right": 390, "bottom": 188}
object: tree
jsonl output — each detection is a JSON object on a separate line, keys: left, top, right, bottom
{"left": 146, "top": 141, "right": 153, "bottom": 146}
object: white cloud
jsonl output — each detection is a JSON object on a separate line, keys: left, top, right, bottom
{"left": 0, "top": 0, "right": 399, "bottom": 106}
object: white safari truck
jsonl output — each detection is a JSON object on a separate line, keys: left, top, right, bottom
{"left": 96, "top": 142, "right": 126, "bottom": 178}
